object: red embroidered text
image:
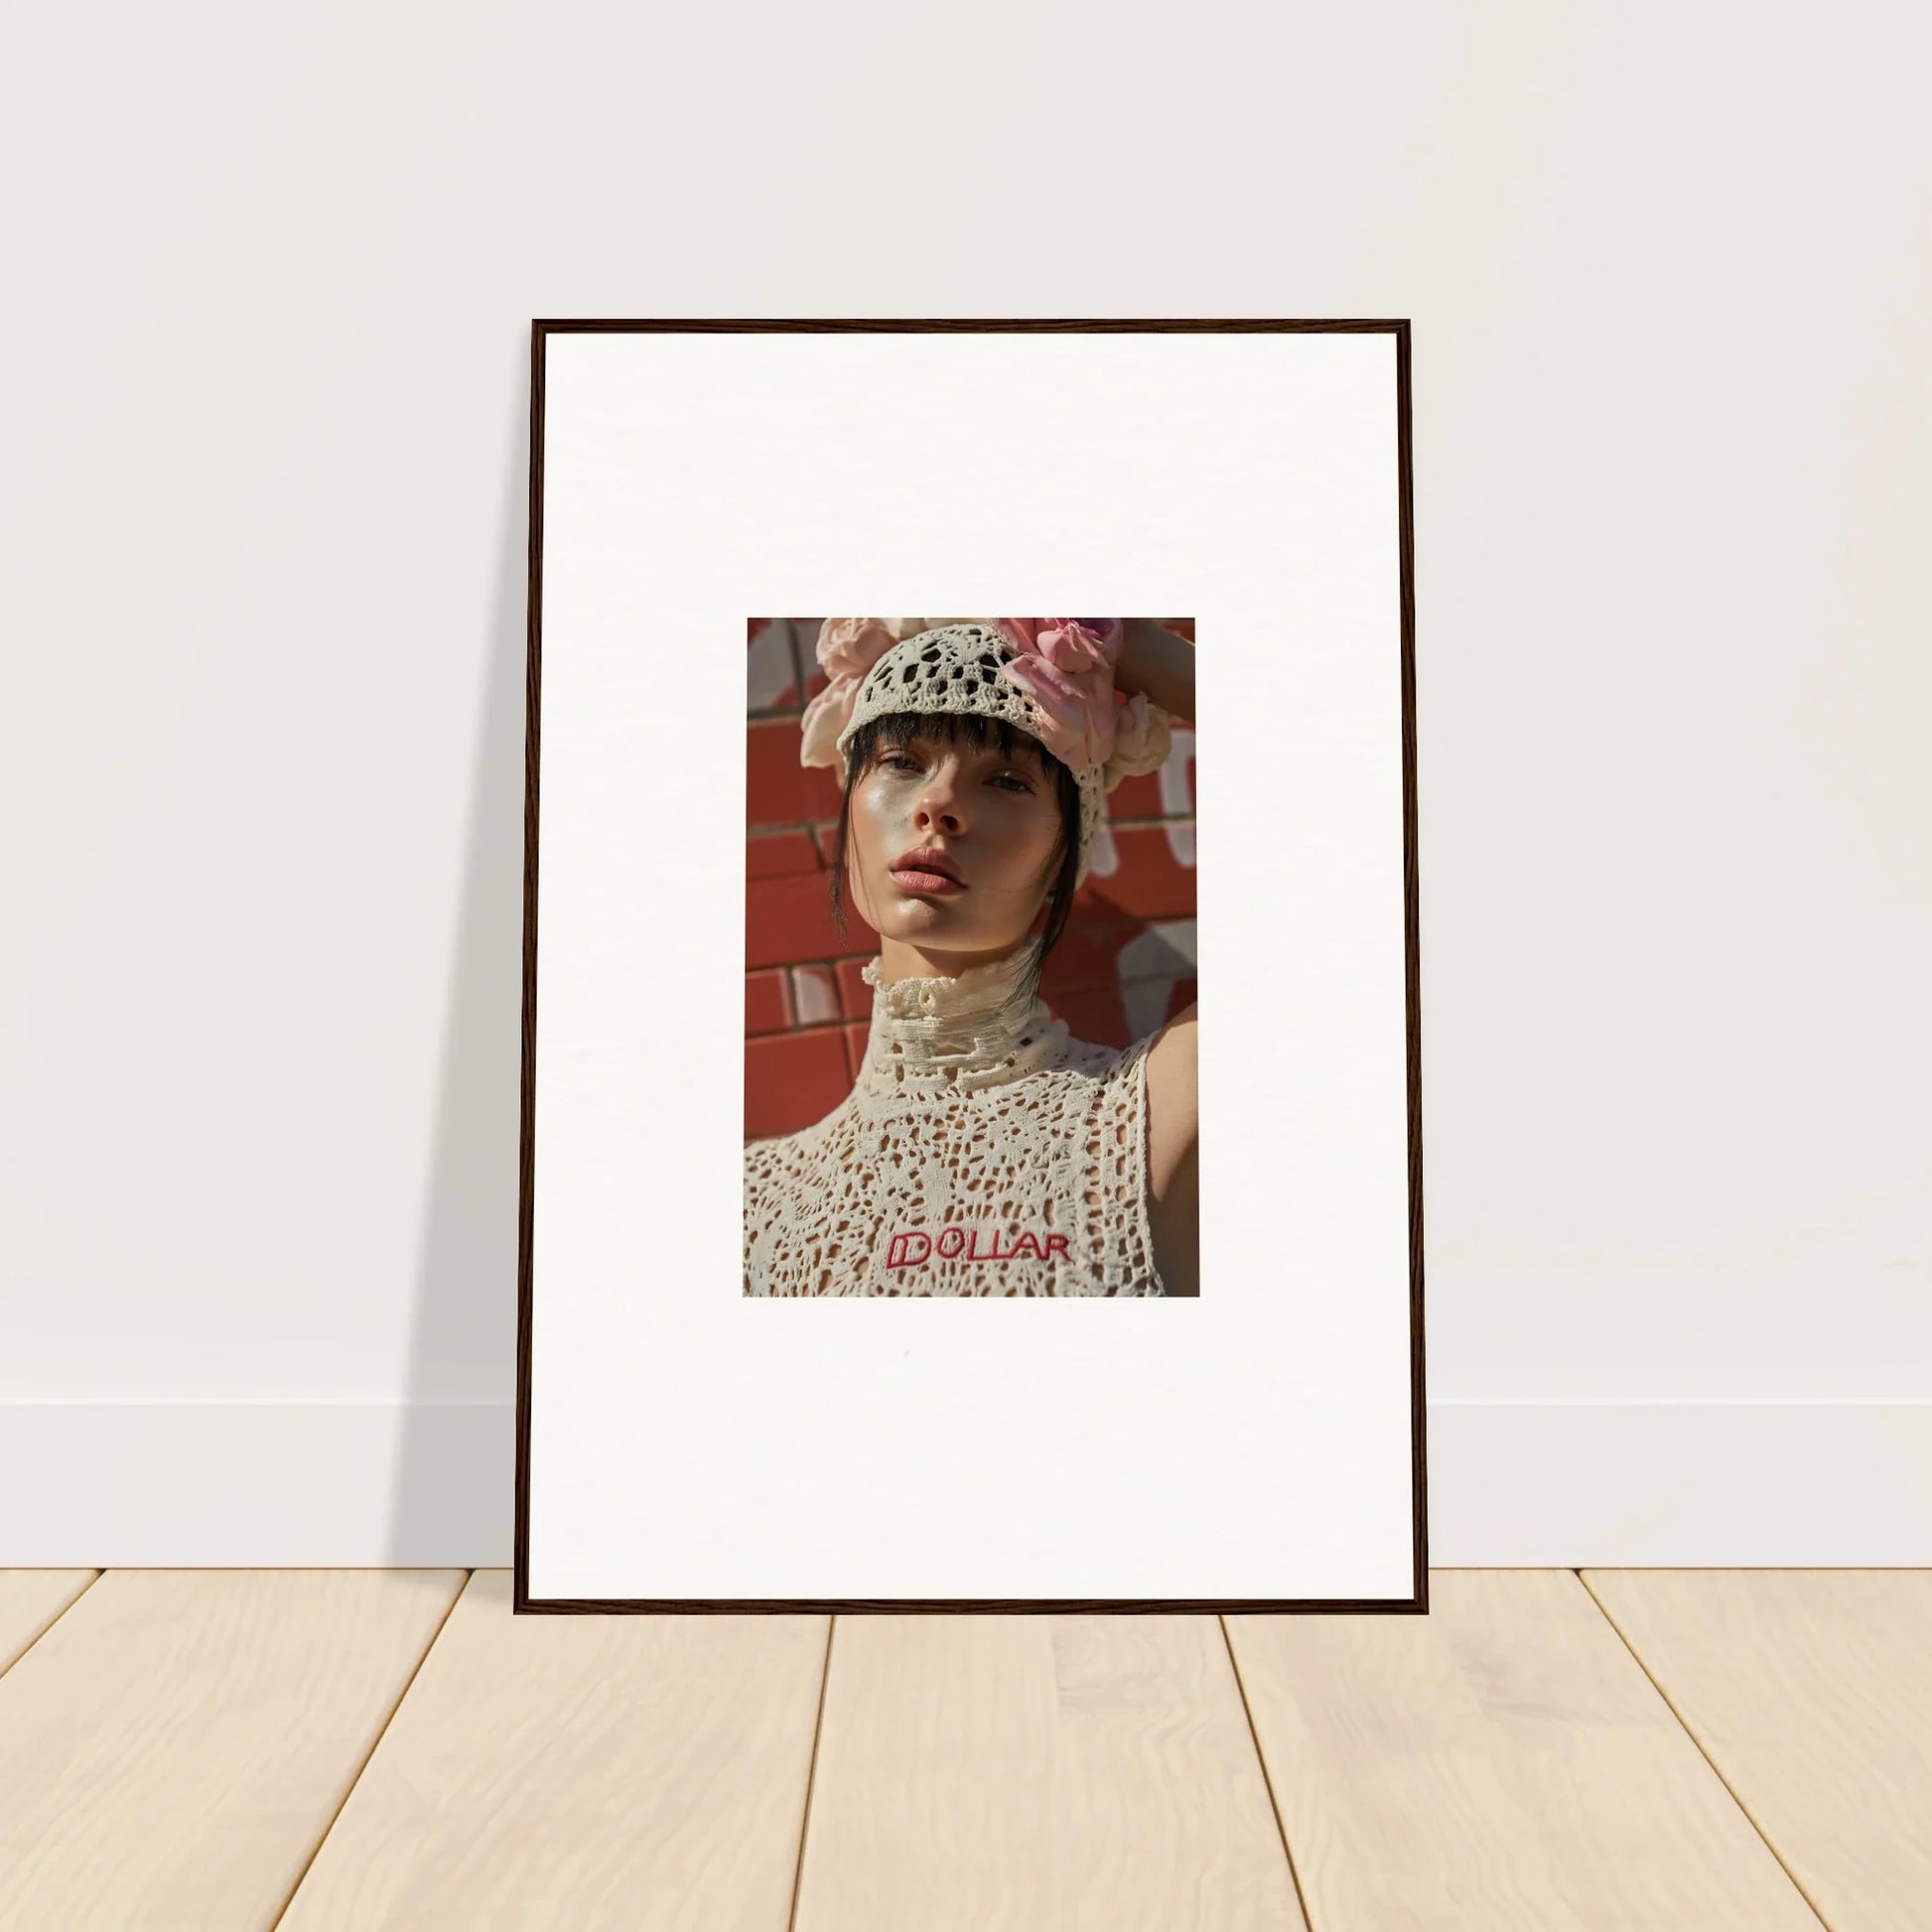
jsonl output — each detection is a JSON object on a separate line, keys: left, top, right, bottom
{"left": 885, "top": 1225, "right": 1072, "bottom": 1269}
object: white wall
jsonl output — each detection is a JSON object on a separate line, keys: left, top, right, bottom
{"left": 3, "top": 1, "right": 1927, "bottom": 1564}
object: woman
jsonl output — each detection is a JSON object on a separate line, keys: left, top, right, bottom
{"left": 744, "top": 618, "right": 1198, "bottom": 1297}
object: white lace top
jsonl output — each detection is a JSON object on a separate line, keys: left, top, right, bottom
{"left": 744, "top": 946, "right": 1169, "bottom": 1297}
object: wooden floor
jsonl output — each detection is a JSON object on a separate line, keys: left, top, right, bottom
{"left": 0, "top": 1571, "right": 1926, "bottom": 1929}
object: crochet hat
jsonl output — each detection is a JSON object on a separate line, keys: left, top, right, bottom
{"left": 798, "top": 619, "right": 1173, "bottom": 890}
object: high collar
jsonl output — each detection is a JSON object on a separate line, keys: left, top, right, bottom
{"left": 852, "top": 940, "right": 1070, "bottom": 1105}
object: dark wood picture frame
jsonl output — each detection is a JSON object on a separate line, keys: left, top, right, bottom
{"left": 514, "top": 319, "right": 1426, "bottom": 1615}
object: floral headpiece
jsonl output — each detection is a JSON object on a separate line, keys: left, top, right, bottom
{"left": 796, "top": 617, "right": 1173, "bottom": 890}
{"left": 800, "top": 618, "right": 1169, "bottom": 785}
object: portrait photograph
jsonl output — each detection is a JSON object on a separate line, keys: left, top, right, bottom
{"left": 742, "top": 616, "right": 1199, "bottom": 1300}
{"left": 519, "top": 322, "right": 1422, "bottom": 1611}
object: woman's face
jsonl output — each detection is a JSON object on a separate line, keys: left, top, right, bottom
{"left": 846, "top": 726, "right": 1065, "bottom": 955}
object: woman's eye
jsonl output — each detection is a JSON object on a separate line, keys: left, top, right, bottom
{"left": 879, "top": 754, "right": 1028, "bottom": 790}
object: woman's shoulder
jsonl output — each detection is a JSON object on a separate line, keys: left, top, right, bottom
{"left": 743, "top": 1105, "right": 847, "bottom": 1188}
{"left": 744, "top": 1121, "right": 800, "bottom": 1175}
{"left": 1140, "top": 998, "right": 1198, "bottom": 1188}
{"left": 1021, "top": 1025, "right": 1147, "bottom": 1108}
{"left": 1047, "top": 1000, "right": 1196, "bottom": 1173}
{"left": 1143, "top": 998, "right": 1197, "bottom": 1088}
{"left": 1059, "top": 1000, "right": 1192, "bottom": 1082}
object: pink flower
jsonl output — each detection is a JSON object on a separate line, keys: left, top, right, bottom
{"left": 1102, "top": 689, "right": 1172, "bottom": 786}
{"left": 815, "top": 618, "right": 901, "bottom": 681}
{"left": 1002, "top": 657, "right": 1120, "bottom": 774}
{"left": 799, "top": 674, "right": 861, "bottom": 769}
{"left": 993, "top": 619, "right": 1122, "bottom": 678}
{"left": 799, "top": 619, "right": 906, "bottom": 770}
{"left": 994, "top": 619, "right": 1126, "bottom": 775}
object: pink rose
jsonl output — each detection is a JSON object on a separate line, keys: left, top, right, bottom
{"left": 993, "top": 619, "right": 1122, "bottom": 678}
{"left": 994, "top": 619, "right": 1126, "bottom": 774}
{"left": 799, "top": 671, "right": 861, "bottom": 769}
{"left": 815, "top": 618, "right": 901, "bottom": 681}
{"left": 1001, "top": 655, "right": 1121, "bottom": 774}
{"left": 799, "top": 619, "right": 907, "bottom": 770}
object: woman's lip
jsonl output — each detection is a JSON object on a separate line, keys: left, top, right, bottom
{"left": 889, "top": 868, "right": 967, "bottom": 896}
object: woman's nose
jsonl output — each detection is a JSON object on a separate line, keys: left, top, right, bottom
{"left": 916, "top": 772, "right": 964, "bottom": 832}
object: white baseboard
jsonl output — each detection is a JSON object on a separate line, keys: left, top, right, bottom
{"left": 1428, "top": 1396, "right": 1932, "bottom": 1567}
{"left": 3, "top": 1398, "right": 1927, "bottom": 1568}
{"left": 0, "top": 1400, "right": 510, "bottom": 1569}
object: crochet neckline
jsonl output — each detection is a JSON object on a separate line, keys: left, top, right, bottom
{"left": 853, "top": 939, "right": 1069, "bottom": 1103}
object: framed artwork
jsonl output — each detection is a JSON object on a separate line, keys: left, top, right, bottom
{"left": 517, "top": 321, "right": 1425, "bottom": 1613}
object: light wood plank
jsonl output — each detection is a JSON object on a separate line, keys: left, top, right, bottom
{"left": 793, "top": 1613, "right": 1305, "bottom": 1931}
{"left": 1584, "top": 1568, "right": 1932, "bottom": 1931}
{"left": 278, "top": 1571, "right": 828, "bottom": 1930}
{"left": 1227, "top": 1570, "right": 1825, "bottom": 1930}
{"left": 0, "top": 1572, "right": 96, "bottom": 1676}
{"left": 0, "top": 1568, "right": 464, "bottom": 1931}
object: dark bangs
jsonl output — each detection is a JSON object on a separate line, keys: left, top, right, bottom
{"left": 857, "top": 707, "right": 1049, "bottom": 773}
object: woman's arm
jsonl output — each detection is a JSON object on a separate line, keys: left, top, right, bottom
{"left": 1123, "top": 613, "right": 1198, "bottom": 1191}
{"left": 1116, "top": 619, "right": 1195, "bottom": 724}
{"left": 1147, "top": 1135, "right": 1198, "bottom": 1297}
{"left": 1145, "top": 1003, "right": 1198, "bottom": 1296}
{"left": 1121, "top": 618, "right": 1198, "bottom": 1292}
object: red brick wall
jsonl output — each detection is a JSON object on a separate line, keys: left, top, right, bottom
{"left": 746, "top": 619, "right": 1197, "bottom": 1141}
